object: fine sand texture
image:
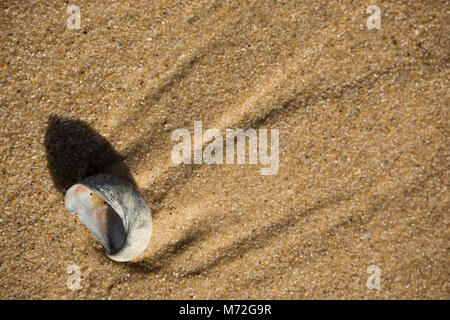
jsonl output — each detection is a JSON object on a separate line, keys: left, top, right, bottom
{"left": 0, "top": 0, "right": 448, "bottom": 299}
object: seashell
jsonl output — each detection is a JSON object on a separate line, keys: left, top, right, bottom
{"left": 64, "top": 174, "right": 152, "bottom": 262}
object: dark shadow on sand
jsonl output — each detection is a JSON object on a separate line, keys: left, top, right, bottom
{"left": 44, "top": 116, "right": 136, "bottom": 193}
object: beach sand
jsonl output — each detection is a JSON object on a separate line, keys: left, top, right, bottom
{"left": 0, "top": 0, "right": 448, "bottom": 299}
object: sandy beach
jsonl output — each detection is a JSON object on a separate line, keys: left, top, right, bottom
{"left": 0, "top": 0, "right": 448, "bottom": 299}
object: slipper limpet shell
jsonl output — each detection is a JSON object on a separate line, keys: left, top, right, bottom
{"left": 64, "top": 174, "right": 152, "bottom": 262}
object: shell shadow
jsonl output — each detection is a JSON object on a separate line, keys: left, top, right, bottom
{"left": 44, "top": 116, "right": 136, "bottom": 193}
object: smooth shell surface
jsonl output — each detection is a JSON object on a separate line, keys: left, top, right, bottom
{"left": 65, "top": 174, "right": 152, "bottom": 262}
